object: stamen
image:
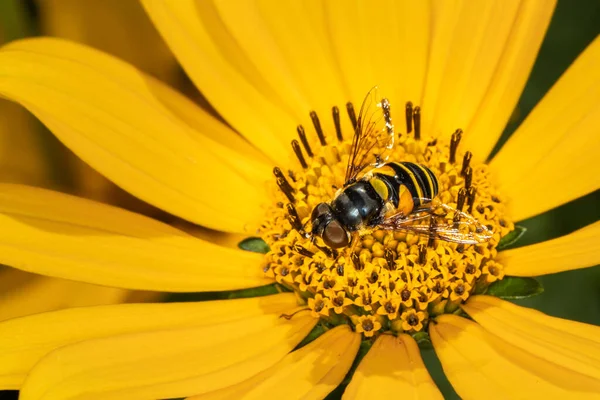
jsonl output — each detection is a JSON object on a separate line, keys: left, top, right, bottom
{"left": 292, "top": 244, "right": 314, "bottom": 257}
{"left": 464, "top": 166, "right": 473, "bottom": 189}
{"left": 310, "top": 111, "right": 327, "bottom": 146}
{"left": 405, "top": 102, "right": 413, "bottom": 134}
{"left": 297, "top": 125, "right": 313, "bottom": 157}
{"left": 286, "top": 203, "right": 304, "bottom": 233}
{"left": 351, "top": 252, "right": 363, "bottom": 271}
{"left": 332, "top": 106, "right": 343, "bottom": 141}
{"left": 273, "top": 167, "right": 295, "bottom": 203}
{"left": 413, "top": 106, "right": 421, "bottom": 140}
{"left": 456, "top": 187, "right": 467, "bottom": 211}
{"left": 427, "top": 217, "right": 437, "bottom": 248}
{"left": 291, "top": 140, "right": 308, "bottom": 169}
{"left": 384, "top": 248, "right": 396, "bottom": 270}
{"left": 381, "top": 98, "right": 393, "bottom": 136}
{"left": 418, "top": 244, "right": 427, "bottom": 264}
{"left": 449, "top": 129, "right": 463, "bottom": 163}
{"left": 467, "top": 186, "right": 477, "bottom": 213}
{"left": 346, "top": 102, "right": 358, "bottom": 131}
{"left": 461, "top": 151, "right": 472, "bottom": 177}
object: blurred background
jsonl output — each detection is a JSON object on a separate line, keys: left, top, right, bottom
{"left": 0, "top": 0, "right": 598, "bottom": 399}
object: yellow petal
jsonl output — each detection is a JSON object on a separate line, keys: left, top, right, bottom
{"left": 326, "top": 1, "right": 430, "bottom": 115}
{"left": 212, "top": 0, "right": 351, "bottom": 138}
{"left": 0, "top": 268, "right": 129, "bottom": 322}
{"left": 141, "top": 0, "right": 299, "bottom": 163}
{"left": 500, "top": 221, "right": 600, "bottom": 276}
{"left": 0, "top": 37, "right": 268, "bottom": 233}
{"left": 430, "top": 314, "right": 600, "bottom": 399}
{"left": 19, "top": 308, "right": 316, "bottom": 400}
{"left": 0, "top": 183, "right": 270, "bottom": 291}
{"left": 191, "top": 325, "right": 360, "bottom": 400}
{"left": 38, "top": 0, "right": 179, "bottom": 84}
{"left": 422, "top": 0, "right": 550, "bottom": 141}
{"left": 462, "top": 0, "right": 555, "bottom": 159}
{"left": 343, "top": 334, "right": 442, "bottom": 399}
{"left": 0, "top": 293, "right": 299, "bottom": 390}
{"left": 490, "top": 36, "right": 600, "bottom": 221}
{"left": 463, "top": 296, "right": 600, "bottom": 382}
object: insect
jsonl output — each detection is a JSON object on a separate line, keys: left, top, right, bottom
{"left": 309, "top": 88, "right": 492, "bottom": 249}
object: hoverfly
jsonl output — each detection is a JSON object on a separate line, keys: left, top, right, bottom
{"left": 309, "top": 88, "right": 492, "bottom": 249}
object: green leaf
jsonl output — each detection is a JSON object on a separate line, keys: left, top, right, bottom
{"left": 412, "top": 331, "right": 433, "bottom": 350}
{"left": 497, "top": 226, "right": 527, "bottom": 250}
{"left": 238, "top": 237, "right": 270, "bottom": 254}
{"left": 485, "top": 276, "right": 544, "bottom": 299}
{"left": 294, "top": 323, "right": 327, "bottom": 350}
{"left": 226, "top": 284, "right": 280, "bottom": 299}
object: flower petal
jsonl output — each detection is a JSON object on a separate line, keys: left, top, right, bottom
{"left": 461, "top": 0, "right": 555, "bottom": 159}
{"left": 422, "top": 0, "right": 554, "bottom": 142}
{"left": 325, "top": 1, "right": 430, "bottom": 113}
{"left": 490, "top": 36, "right": 600, "bottom": 221}
{"left": 500, "top": 221, "right": 600, "bottom": 276}
{"left": 141, "top": 0, "right": 299, "bottom": 162}
{"left": 0, "top": 293, "right": 299, "bottom": 390}
{"left": 0, "top": 37, "right": 268, "bottom": 233}
{"left": 0, "top": 184, "right": 270, "bottom": 291}
{"left": 430, "top": 314, "right": 600, "bottom": 399}
{"left": 343, "top": 334, "right": 442, "bottom": 399}
{"left": 191, "top": 325, "right": 360, "bottom": 400}
{"left": 463, "top": 296, "right": 600, "bottom": 382}
{"left": 0, "top": 269, "right": 129, "bottom": 322}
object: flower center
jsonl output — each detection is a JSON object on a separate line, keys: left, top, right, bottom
{"left": 260, "top": 99, "right": 513, "bottom": 338}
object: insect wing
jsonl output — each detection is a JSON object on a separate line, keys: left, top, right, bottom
{"left": 344, "top": 87, "right": 395, "bottom": 183}
{"left": 378, "top": 206, "right": 493, "bottom": 245}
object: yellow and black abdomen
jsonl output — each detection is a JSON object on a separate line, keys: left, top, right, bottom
{"left": 370, "top": 162, "right": 439, "bottom": 216}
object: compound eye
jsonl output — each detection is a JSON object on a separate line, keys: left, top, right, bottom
{"left": 322, "top": 220, "right": 350, "bottom": 249}
{"left": 311, "top": 202, "right": 332, "bottom": 222}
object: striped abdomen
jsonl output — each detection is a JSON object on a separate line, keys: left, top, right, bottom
{"left": 369, "top": 162, "right": 439, "bottom": 216}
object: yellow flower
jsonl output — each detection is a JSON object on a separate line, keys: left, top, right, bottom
{"left": 0, "top": 1, "right": 598, "bottom": 399}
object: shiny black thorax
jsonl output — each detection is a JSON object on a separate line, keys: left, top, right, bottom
{"left": 331, "top": 180, "right": 384, "bottom": 231}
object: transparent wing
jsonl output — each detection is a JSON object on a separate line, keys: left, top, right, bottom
{"left": 344, "top": 87, "right": 395, "bottom": 183}
{"left": 377, "top": 203, "right": 493, "bottom": 245}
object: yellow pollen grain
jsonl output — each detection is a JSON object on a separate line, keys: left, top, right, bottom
{"left": 260, "top": 129, "right": 513, "bottom": 337}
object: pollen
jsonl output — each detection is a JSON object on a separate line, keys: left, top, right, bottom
{"left": 260, "top": 99, "right": 513, "bottom": 338}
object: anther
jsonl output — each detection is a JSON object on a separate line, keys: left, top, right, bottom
{"left": 463, "top": 166, "right": 473, "bottom": 189}
{"left": 310, "top": 111, "right": 327, "bottom": 146}
{"left": 449, "top": 129, "right": 463, "bottom": 163}
{"left": 405, "top": 102, "right": 413, "bottom": 133}
{"left": 292, "top": 244, "right": 314, "bottom": 258}
{"left": 427, "top": 217, "right": 437, "bottom": 248}
{"left": 351, "top": 252, "right": 363, "bottom": 271}
{"left": 332, "top": 106, "right": 343, "bottom": 141}
{"left": 467, "top": 186, "right": 477, "bottom": 213}
{"left": 413, "top": 106, "right": 421, "bottom": 140}
{"left": 381, "top": 98, "right": 393, "bottom": 136}
{"left": 456, "top": 187, "right": 467, "bottom": 212}
{"left": 291, "top": 140, "right": 308, "bottom": 169}
{"left": 297, "top": 125, "right": 313, "bottom": 157}
{"left": 346, "top": 102, "right": 358, "bottom": 131}
{"left": 384, "top": 248, "right": 396, "bottom": 270}
{"left": 273, "top": 167, "right": 295, "bottom": 203}
{"left": 286, "top": 203, "right": 304, "bottom": 233}
{"left": 418, "top": 244, "right": 427, "bottom": 264}
{"left": 461, "top": 151, "right": 472, "bottom": 177}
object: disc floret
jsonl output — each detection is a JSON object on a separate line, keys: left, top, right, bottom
{"left": 260, "top": 101, "right": 513, "bottom": 338}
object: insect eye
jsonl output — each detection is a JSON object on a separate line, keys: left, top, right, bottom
{"left": 322, "top": 220, "right": 350, "bottom": 249}
{"left": 311, "top": 203, "right": 332, "bottom": 222}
